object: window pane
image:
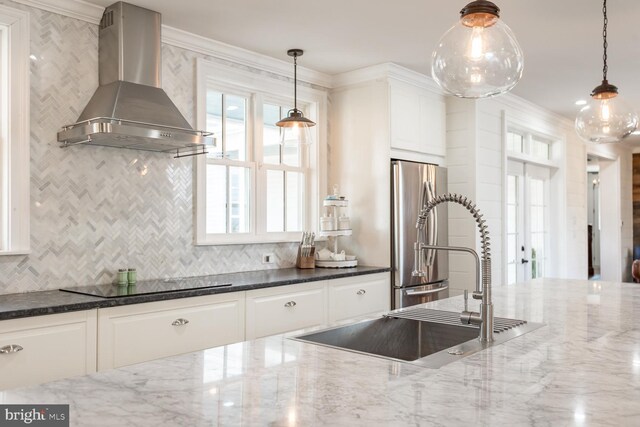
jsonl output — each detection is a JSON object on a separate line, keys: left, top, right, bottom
{"left": 206, "top": 90, "right": 223, "bottom": 158}
{"left": 229, "top": 167, "right": 250, "bottom": 233}
{"left": 282, "top": 142, "right": 300, "bottom": 167}
{"left": 225, "top": 95, "right": 247, "bottom": 161}
{"left": 507, "top": 131, "right": 523, "bottom": 153}
{"left": 263, "top": 103, "right": 281, "bottom": 165}
{"left": 531, "top": 138, "right": 550, "bottom": 160}
{"left": 286, "top": 172, "right": 304, "bottom": 231}
{"left": 266, "top": 170, "right": 284, "bottom": 232}
{"left": 206, "top": 164, "right": 226, "bottom": 234}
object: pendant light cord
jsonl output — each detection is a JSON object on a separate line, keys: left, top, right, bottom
{"left": 293, "top": 52, "right": 298, "bottom": 112}
{"left": 602, "top": 0, "right": 608, "bottom": 82}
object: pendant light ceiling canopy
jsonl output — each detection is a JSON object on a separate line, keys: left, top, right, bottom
{"left": 575, "top": 0, "right": 638, "bottom": 144}
{"left": 276, "top": 49, "right": 315, "bottom": 145}
{"left": 431, "top": 0, "right": 524, "bottom": 99}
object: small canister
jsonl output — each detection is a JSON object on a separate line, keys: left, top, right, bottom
{"left": 117, "top": 269, "right": 128, "bottom": 286}
{"left": 127, "top": 268, "right": 137, "bottom": 284}
{"left": 338, "top": 216, "right": 351, "bottom": 230}
{"left": 320, "top": 216, "right": 335, "bottom": 231}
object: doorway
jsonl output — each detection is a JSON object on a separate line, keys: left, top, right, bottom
{"left": 506, "top": 160, "right": 550, "bottom": 284}
{"left": 587, "top": 156, "right": 601, "bottom": 280}
{"left": 586, "top": 153, "right": 622, "bottom": 282}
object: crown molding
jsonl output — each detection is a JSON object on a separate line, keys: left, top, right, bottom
{"left": 161, "top": 25, "right": 333, "bottom": 88}
{"left": 11, "top": 0, "right": 102, "bottom": 24}
{"left": 497, "top": 92, "right": 573, "bottom": 130}
{"left": 332, "top": 63, "right": 444, "bottom": 95}
{"left": 12, "top": 0, "right": 333, "bottom": 88}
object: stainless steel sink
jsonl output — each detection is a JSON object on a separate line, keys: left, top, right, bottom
{"left": 292, "top": 308, "right": 543, "bottom": 369}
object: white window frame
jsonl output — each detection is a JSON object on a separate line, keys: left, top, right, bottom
{"left": 194, "top": 58, "right": 327, "bottom": 245}
{"left": 0, "top": 5, "right": 29, "bottom": 255}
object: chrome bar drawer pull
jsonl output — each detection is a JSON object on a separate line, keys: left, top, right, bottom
{"left": 171, "top": 318, "right": 190, "bottom": 326}
{"left": 357, "top": 289, "right": 366, "bottom": 295}
{"left": 0, "top": 344, "right": 23, "bottom": 354}
{"left": 284, "top": 301, "right": 297, "bottom": 308}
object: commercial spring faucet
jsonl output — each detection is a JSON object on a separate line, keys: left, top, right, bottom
{"left": 412, "top": 193, "right": 494, "bottom": 343}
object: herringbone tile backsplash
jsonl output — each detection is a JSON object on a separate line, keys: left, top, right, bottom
{"left": 0, "top": 1, "right": 300, "bottom": 294}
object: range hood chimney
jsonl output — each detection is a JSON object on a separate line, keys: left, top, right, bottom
{"left": 58, "top": 2, "right": 213, "bottom": 157}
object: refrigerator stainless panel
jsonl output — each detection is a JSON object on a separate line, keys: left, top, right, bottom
{"left": 391, "top": 160, "right": 449, "bottom": 308}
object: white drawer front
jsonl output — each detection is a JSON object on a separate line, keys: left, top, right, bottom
{"left": 246, "top": 283, "right": 326, "bottom": 339}
{"left": 329, "top": 273, "right": 390, "bottom": 324}
{"left": 98, "top": 294, "right": 244, "bottom": 370}
{"left": 0, "top": 311, "right": 97, "bottom": 390}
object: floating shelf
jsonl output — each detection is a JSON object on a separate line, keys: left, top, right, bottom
{"left": 323, "top": 199, "right": 348, "bottom": 207}
{"left": 317, "top": 229, "right": 352, "bottom": 237}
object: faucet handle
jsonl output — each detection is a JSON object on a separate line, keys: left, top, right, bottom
{"left": 464, "top": 289, "right": 468, "bottom": 312}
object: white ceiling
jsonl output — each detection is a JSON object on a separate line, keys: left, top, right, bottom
{"left": 87, "top": 0, "right": 640, "bottom": 124}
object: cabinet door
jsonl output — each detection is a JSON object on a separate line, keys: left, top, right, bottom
{"left": 245, "top": 281, "right": 327, "bottom": 340}
{"left": 328, "top": 272, "right": 390, "bottom": 324}
{"left": 97, "top": 293, "right": 245, "bottom": 370}
{"left": 0, "top": 311, "right": 97, "bottom": 389}
{"left": 389, "top": 80, "right": 446, "bottom": 158}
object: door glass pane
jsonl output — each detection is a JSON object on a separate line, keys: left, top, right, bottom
{"left": 263, "top": 103, "right": 281, "bottom": 165}
{"left": 206, "top": 90, "right": 223, "bottom": 158}
{"left": 286, "top": 172, "right": 304, "bottom": 231}
{"left": 506, "top": 174, "right": 519, "bottom": 285}
{"left": 206, "top": 164, "right": 226, "bottom": 234}
{"left": 225, "top": 95, "right": 247, "bottom": 161}
{"left": 266, "top": 170, "right": 284, "bottom": 232}
{"left": 529, "top": 178, "right": 546, "bottom": 279}
{"left": 229, "top": 166, "right": 250, "bottom": 233}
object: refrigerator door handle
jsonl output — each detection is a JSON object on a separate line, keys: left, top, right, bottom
{"left": 405, "top": 285, "right": 449, "bottom": 296}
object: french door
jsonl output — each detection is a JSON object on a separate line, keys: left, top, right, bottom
{"left": 506, "top": 160, "right": 550, "bottom": 284}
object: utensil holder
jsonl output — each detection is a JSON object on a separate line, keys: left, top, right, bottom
{"left": 296, "top": 246, "right": 316, "bottom": 269}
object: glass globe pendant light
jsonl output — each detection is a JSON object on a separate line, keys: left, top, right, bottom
{"left": 575, "top": 0, "right": 638, "bottom": 143}
{"left": 431, "top": 0, "right": 524, "bottom": 98}
{"left": 276, "top": 49, "right": 315, "bottom": 145}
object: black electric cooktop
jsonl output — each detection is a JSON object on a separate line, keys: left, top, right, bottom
{"left": 60, "top": 277, "right": 232, "bottom": 298}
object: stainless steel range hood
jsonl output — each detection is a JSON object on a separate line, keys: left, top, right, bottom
{"left": 58, "top": 2, "right": 213, "bottom": 156}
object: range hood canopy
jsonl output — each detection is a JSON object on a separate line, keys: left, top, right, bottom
{"left": 58, "top": 2, "right": 214, "bottom": 156}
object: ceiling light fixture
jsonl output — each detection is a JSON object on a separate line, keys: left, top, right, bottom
{"left": 575, "top": 0, "right": 638, "bottom": 143}
{"left": 575, "top": 100, "right": 587, "bottom": 106}
{"left": 276, "top": 49, "right": 315, "bottom": 145}
{"left": 431, "top": 0, "right": 524, "bottom": 98}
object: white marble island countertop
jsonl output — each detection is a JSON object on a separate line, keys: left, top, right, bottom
{"left": 3, "top": 278, "right": 640, "bottom": 426}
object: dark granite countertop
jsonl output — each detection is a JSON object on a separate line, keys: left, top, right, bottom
{"left": 0, "top": 266, "right": 389, "bottom": 321}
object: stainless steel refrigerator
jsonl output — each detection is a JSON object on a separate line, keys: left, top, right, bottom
{"left": 391, "top": 160, "right": 449, "bottom": 309}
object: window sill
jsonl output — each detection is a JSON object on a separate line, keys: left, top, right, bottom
{"left": 195, "top": 234, "right": 313, "bottom": 246}
{"left": 0, "top": 249, "right": 31, "bottom": 256}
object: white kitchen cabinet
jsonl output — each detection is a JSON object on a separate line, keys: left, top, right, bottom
{"left": 389, "top": 79, "right": 446, "bottom": 159}
{"left": 328, "top": 272, "right": 390, "bottom": 324}
{"left": 97, "top": 293, "right": 245, "bottom": 370}
{"left": 330, "top": 64, "right": 446, "bottom": 266}
{"left": 0, "top": 310, "right": 97, "bottom": 389}
{"left": 245, "top": 281, "right": 327, "bottom": 340}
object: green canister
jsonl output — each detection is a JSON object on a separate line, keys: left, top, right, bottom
{"left": 127, "top": 268, "right": 137, "bottom": 284}
{"left": 117, "top": 269, "right": 128, "bottom": 285}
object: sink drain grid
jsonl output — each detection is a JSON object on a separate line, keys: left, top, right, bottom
{"left": 384, "top": 308, "right": 527, "bottom": 334}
